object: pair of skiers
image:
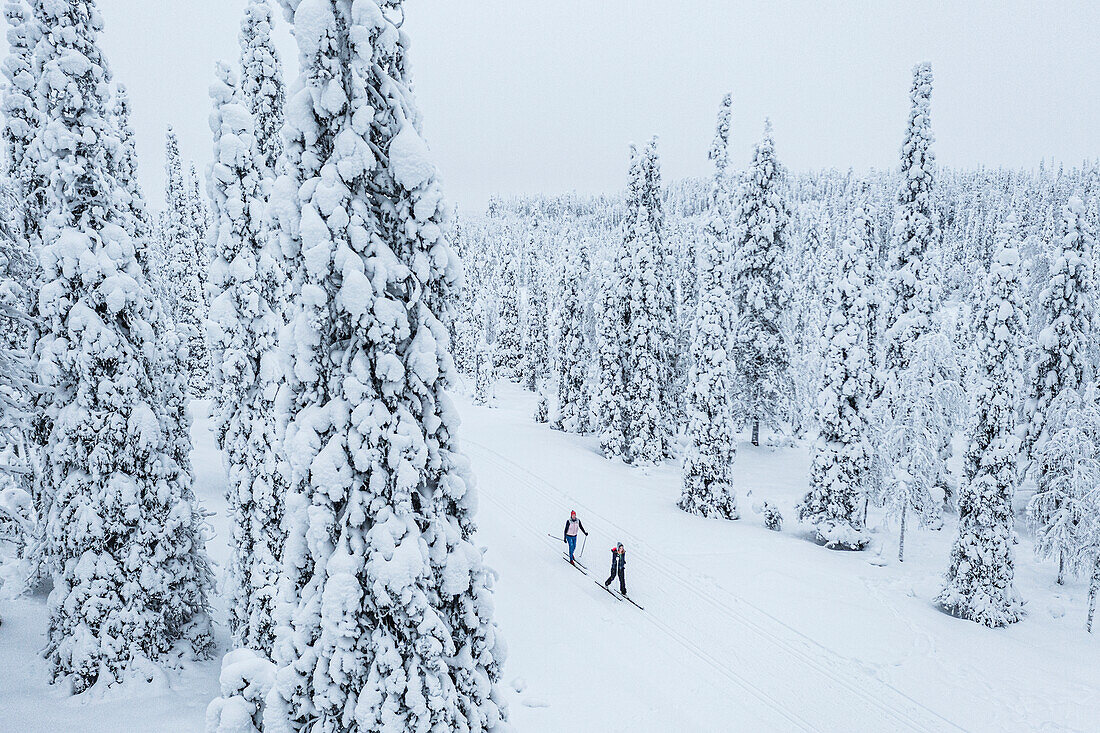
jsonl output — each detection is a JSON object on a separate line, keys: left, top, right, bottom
{"left": 563, "top": 511, "right": 627, "bottom": 596}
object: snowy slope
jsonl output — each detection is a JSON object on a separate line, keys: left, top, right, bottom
{"left": 3, "top": 388, "right": 1100, "bottom": 731}
{"left": 469, "top": 383, "right": 1100, "bottom": 733}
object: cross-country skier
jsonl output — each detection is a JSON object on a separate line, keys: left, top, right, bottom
{"left": 563, "top": 510, "right": 588, "bottom": 564}
{"left": 604, "top": 542, "right": 627, "bottom": 595}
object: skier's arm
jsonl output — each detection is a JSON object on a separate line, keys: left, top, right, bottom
{"left": 579, "top": 519, "right": 587, "bottom": 535}
{"left": 563, "top": 521, "right": 569, "bottom": 541}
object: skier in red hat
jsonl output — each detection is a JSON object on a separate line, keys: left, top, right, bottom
{"left": 563, "top": 510, "right": 588, "bottom": 564}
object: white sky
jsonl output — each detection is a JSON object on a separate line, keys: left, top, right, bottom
{"left": 65, "top": 1, "right": 1100, "bottom": 211}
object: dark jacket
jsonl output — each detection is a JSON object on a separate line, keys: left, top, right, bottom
{"left": 609, "top": 547, "right": 626, "bottom": 573}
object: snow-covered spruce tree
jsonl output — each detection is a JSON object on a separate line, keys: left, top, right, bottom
{"left": 553, "top": 236, "right": 591, "bottom": 433}
{"left": 238, "top": 0, "right": 284, "bottom": 175}
{"left": 875, "top": 63, "right": 945, "bottom": 529}
{"left": 3, "top": 0, "right": 45, "bottom": 248}
{"left": 641, "top": 137, "right": 678, "bottom": 450}
{"left": 880, "top": 62, "right": 940, "bottom": 400}
{"left": 1028, "top": 385, "right": 1100, "bottom": 592}
{"left": 0, "top": 182, "right": 35, "bottom": 496}
{"left": 596, "top": 255, "right": 628, "bottom": 459}
{"left": 874, "top": 331, "right": 963, "bottom": 561}
{"left": 206, "top": 61, "right": 286, "bottom": 654}
{"left": 473, "top": 337, "right": 496, "bottom": 406}
{"left": 679, "top": 93, "right": 738, "bottom": 520}
{"left": 30, "top": 0, "right": 212, "bottom": 692}
{"left": 521, "top": 250, "right": 550, "bottom": 393}
{"left": 264, "top": 1, "right": 507, "bottom": 729}
{"left": 938, "top": 216, "right": 1027, "bottom": 627}
{"left": 1, "top": 0, "right": 42, "bottom": 508}
{"left": 494, "top": 245, "right": 523, "bottom": 378}
{"left": 797, "top": 206, "right": 875, "bottom": 549}
{"left": 623, "top": 143, "right": 670, "bottom": 464}
{"left": 186, "top": 161, "right": 214, "bottom": 283}
{"left": 111, "top": 86, "right": 201, "bottom": 595}
{"left": 730, "top": 119, "right": 792, "bottom": 446}
{"left": 164, "top": 129, "right": 212, "bottom": 394}
{"left": 784, "top": 203, "right": 831, "bottom": 439}
{"left": 110, "top": 84, "right": 150, "bottom": 239}
{"left": 1023, "top": 195, "right": 1093, "bottom": 465}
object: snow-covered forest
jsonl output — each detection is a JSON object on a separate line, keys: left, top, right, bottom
{"left": 1, "top": 1, "right": 1099, "bottom": 731}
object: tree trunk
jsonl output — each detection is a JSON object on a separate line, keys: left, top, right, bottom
{"left": 1088, "top": 557, "right": 1100, "bottom": 633}
{"left": 898, "top": 501, "right": 908, "bottom": 563}
{"left": 751, "top": 419, "right": 760, "bottom": 447}
{"left": 862, "top": 497, "right": 869, "bottom": 526}
{"left": 1057, "top": 551, "right": 1066, "bottom": 585}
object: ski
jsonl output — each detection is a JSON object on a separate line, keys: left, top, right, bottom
{"left": 596, "top": 581, "right": 644, "bottom": 610}
{"left": 563, "top": 555, "right": 588, "bottom": 574}
{"left": 562, "top": 553, "right": 587, "bottom": 570}
{"left": 595, "top": 580, "right": 624, "bottom": 601}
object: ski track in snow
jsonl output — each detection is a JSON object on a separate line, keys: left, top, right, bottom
{"left": 467, "top": 383, "right": 1100, "bottom": 733}
{"left": 468, "top": 438, "right": 959, "bottom": 732}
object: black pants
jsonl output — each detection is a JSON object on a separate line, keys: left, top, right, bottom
{"left": 605, "top": 566, "right": 626, "bottom": 594}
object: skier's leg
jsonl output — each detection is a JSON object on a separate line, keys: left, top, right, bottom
{"left": 619, "top": 567, "right": 626, "bottom": 595}
{"left": 566, "top": 535, "right": 577, "bottom": 561}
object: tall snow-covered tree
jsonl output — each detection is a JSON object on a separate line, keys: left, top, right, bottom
{"left": 641, "top": 137, "right": 678, "bottom": 447}
{"left": 109, "top": 84, "right": 150, "bottom": 239}
{"left": 2, "top": 0, "right": 44, "bottom": 248}
{"left": 596, "top": 255, "right": 628, "bottom": 459}
{"left": 553, "top": 236, "right": 590, "bottom": 433}
{"left": 623, "top": 143, "right": 669, "bottom": 464}
{"left": 730, "top": 119, "right": 792, "bottom": 446}
{"left": 1023, "top": 195, "right": 1093, "bottom": 463}
{"left": 494, "top": 245, "right": 523, "bottom": 378}
{"left": 264, "top": 1, "right": 507, "bottom": 730}
{"left": 1, "top": 0, "right": 43, "bottom": 523}
{"left": 939, "top": 215, "right": 1027, "bottom": 627}
{"left": 679, "top": 93, "right": 738, "bottom": 520}
{"left": 238, "top": 0, "right": 284, "bottom": 175}
{"left": 874, "top": 331, "right": 963, "bottom": 561}
{"left": 874, "top": 62, "right": 947, "bottom": 531}
{"left": 206, "top": 61, "right": 286, "bottom": 654}
{"left": 798, "top": 205, "right": 874, "bottom": 549}
{"left": 520, "top": 247, "right": 550, "bottom": 393}
{"left": 880, "top": 62, "right": 940, "bottom": 398}
{"left": 30, "top": 0, "right": 212, "bottom": 691}
{"left": 0, "top": 182, "right": 35, "bottom": 490}
{"left": 164, "top": 128, "right": 211, "bottom": 394}
{"left": 785, "top": 202, "right": 830, "bottom": 438}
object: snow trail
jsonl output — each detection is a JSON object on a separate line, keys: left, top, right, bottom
{"left": 467, "top": 437, "right": 967, "bottom": 732}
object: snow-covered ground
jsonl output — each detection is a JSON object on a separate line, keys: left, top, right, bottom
{"left": 3, "top": 385, "right": 1099, "bottom": 731}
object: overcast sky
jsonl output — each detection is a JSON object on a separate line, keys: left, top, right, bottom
{"left": 78, "top": 1, "right": 1100, "bottom": 212}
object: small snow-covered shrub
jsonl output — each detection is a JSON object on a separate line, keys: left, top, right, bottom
{"left": 750, "top": 496, "right": 783, "bottom": 531}
{"left": 205, "top": 648, "right": 276, "bottom": 733}
{"left": 533, "top": 392, "right": 549, "bottom": 423}
{"left": 762, "top": 503, "right": 784, "bottom": 531}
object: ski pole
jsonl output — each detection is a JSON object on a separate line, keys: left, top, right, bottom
{"left": 579, "top": 533, "right": 587, "bottom": 559}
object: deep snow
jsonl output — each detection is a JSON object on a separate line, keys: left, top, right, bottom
{"left": 2, "top": 384, "right": 1099, "bottom": 731}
